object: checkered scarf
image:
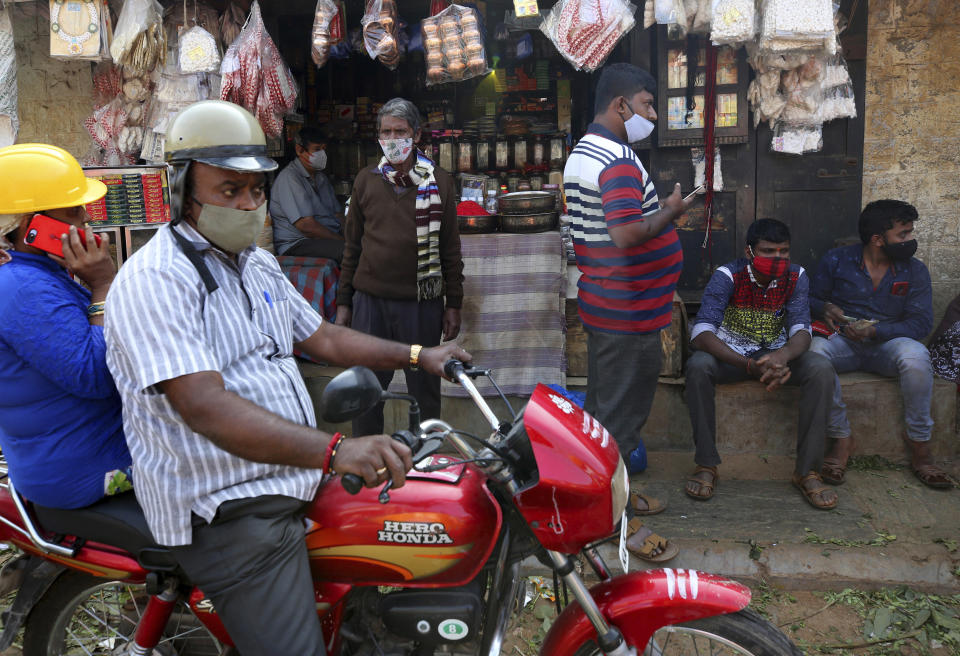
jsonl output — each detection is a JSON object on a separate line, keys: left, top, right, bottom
{"left": 378, "top": 151, "right": 443, "bottom": 301}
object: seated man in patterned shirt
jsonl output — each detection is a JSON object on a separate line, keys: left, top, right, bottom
{"left": 685, "top": 219, "right": 838, "bottom": 509}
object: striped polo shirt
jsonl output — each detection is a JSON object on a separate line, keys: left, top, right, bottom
{"left": 105, "top": 222, "right": 325, "bottom": 546}
{"left": 563, "top": 123, "right": 683, "bottom": 334}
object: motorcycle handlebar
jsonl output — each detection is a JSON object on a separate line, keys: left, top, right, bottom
{"left": 340, "top": 431, "right": 420, "bottom": 495}
{"left": 443, "top": 358, "right": 465, "bottom": 380}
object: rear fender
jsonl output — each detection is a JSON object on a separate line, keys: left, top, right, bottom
{"left": 540, "top": 568, "right": 751, "bottom": 656}
{"left": 0, "top": 557, "right": 66, "bottom": 651}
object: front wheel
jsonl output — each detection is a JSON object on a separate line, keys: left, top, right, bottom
{"left": 573, "top": 608, "right": 802, "bottom": 656}
{"left": 22, "top": 570, "right": 221, "bottom": 655}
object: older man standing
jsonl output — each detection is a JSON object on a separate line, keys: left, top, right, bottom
{"left": 335, "top": 97, "right": 464, "bottom": 436}
{"left": 105, "top": 100, "right": 470, "bottom": 655}
{"left": 269, "top": 125, "right": 344, "bottom": 262}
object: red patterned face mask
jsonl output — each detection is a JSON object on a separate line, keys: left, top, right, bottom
{"left": 749, "top": 247, "right": 789, "bottom": 279}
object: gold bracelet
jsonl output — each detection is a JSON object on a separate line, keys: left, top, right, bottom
{"left": 87, "top": 310, "right": 105, "bottom": 318}
{"left": 87, "top": 302, "right": 106, "bottom": 316}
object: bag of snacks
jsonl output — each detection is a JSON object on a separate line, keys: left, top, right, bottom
{"left": 710, "top": 0, "right": 754, "bottom": 45}
{"left": 541, "top": 0, "right": 637, "bottom": 73}
{"left": 422, "top": 3, "right": 488, "bottom": 85}
{"left": 311, "top": 0, "right": 339, "bottom": 68}
{"left": 179, "top": 25, "right": 220, "bottom": 73}
{"left": 361, "top": 0, "right": 400, "bottom": 69}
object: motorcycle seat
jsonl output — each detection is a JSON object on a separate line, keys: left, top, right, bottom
{"left": 32, "top": 493, "right": 180, "bottom": 573}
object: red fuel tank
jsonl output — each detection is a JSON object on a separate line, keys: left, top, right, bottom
{"left": 305, "top": 456, "right": 502, "bottom": 587}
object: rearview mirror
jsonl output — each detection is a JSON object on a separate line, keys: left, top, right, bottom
{"left": 320, "top": 366, "right": 384, "bottom": 423}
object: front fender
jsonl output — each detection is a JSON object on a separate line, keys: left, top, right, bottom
{"left": 540, "top": 568, "right": 751, "bottom": 656}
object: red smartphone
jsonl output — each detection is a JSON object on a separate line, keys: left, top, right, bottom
{"left": 23, "top": 214, "right": 100, "bottom": 258}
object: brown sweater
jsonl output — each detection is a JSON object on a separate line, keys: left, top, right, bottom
{"left": 337, "top": 163, "right": 464, "bottom": 309}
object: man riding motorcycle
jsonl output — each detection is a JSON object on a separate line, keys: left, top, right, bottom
{"left": 103, "top": 100, "right": 470, "bottom": 655}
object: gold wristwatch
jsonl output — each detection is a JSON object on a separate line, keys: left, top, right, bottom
{"left": 409, "top": 344, "right": 423, "bottom": 370}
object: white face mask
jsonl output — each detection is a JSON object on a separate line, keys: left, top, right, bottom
{"left": 194, "top": 199, "right": 266, "bottom": 254}
{"left": 622, "top": 100, "right": 655, "bottom": 143}
{"left": 379, "top": 138, "right": 414, "bottom": 165}
{"left": 308, "top": 149, "right": 327, "bottom": 171}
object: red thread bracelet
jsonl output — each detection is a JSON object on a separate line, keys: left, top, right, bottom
{"left": 322, "top": 432, "right": 343, "bottom": 476}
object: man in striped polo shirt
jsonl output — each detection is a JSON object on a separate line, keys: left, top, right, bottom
{"left": 564, "top": 63, "right": 693, "bottom": 562}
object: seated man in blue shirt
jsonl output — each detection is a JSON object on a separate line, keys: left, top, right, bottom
{"left": 0, "top": 143, "right": 132, "bottom": 509}
{"left": 269, "top": 126, "right": 344, "bottom": 262}
{"left": 810, "top": 199, "right": 951, "bottom": 489}
{"left": 686, "top": 219, "right": 838, "bottom": 509}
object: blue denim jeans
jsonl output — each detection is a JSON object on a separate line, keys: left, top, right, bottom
{"left": 809, "top": 335, "right": 934, "bottom": 442}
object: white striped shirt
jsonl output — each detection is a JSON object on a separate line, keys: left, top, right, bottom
{"left": 105, "top": 222, "right": 325, "bottom": 546}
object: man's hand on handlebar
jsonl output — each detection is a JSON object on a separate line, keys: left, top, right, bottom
{"left": 332, "top": 434, "right": 413, "bottom": 489}
{"left": 419, "top": 343, "right": 472, "bottom": 380}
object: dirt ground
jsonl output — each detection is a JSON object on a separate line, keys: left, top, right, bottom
{"left": 502, "top": 577, "right": 960, "bottom": 656}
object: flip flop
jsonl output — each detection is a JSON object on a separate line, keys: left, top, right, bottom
{"left": 912, "top": 464, "right": 954, "bottom": 489}
{"left": 792, "top": 471, "right": 838, "bottom": 510}
{"left": 685, "top": 465, "right": 718, "bottom": 501}
{"left": 630, "top": 489, "right": 667, "bottom": 515}
{"left": 626, "top": 518, "right": 678, "bottom": 563}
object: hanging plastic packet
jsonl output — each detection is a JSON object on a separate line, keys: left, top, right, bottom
{"left": 515, "top": 0, "right": 540, "bottom": 16}
{"left": 710, "top": 0, "right": 754, "bottom": 45}
{"left": 540, "top": 0, "right": 637, "bottom": 73}
{"left": 311, "top": 0, "right": 339, "bottom": 68}
{"left": 179, "top": 25, "right": 220, "bottom": 73}
{"left": 692, "top": 147, "right": 723, "bottom": 191}
{"left": 361, "top": 0, "right": 400, "bottom": 70}
{"left": 654, "top": 0, "right": 685, "bottom": 25}
{"left": 771, "top": 122, "right": 822, "bottom": 155}
{"left": 422, "top": 4, "right": 488, "bottom": 86}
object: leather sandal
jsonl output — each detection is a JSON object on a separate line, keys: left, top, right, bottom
{"left": 912, "top": 464, "right": 954, "bottom": 489}
{"left": 630, "top": 489, "right": 667, "bottom": 515}
{"left": 685, "top": 465, "right": 718, "bottom": 501}
{"left": 625, "top": 518, "right": 679, "bottom": 563}
{"left": 821, "top": 437, "right": 855, "bottom": 485}
{"left": 792, "top": 471, "right": 838, "bottom": 510}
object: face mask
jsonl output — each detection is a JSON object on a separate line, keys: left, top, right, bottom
{"left": 193, "top": 199, "right": 266, "bottom": 254}
{"left": 881, "top": 238, "right": 917, "bottom": 261}
{"left": 622, "top": 100, "right": 655, "bottom": 143}
{"left": 379, "top": 138, "right": 414, "bottom": 164}
{"left": 308, "top": 150, "right": 327, "bottom": 171}
{"left": 749, "top": 246, "right": 790, "bottom": 279}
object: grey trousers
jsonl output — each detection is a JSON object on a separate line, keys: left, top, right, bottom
{"left": 170, "top": 496, "right": 326, "bottom": 656}
{"left": 684, "top": 349, "right": 833, "bottom": 475}
{"left": 351, "top": 290, "right": 443, "bottom": 436}
{"left": 584, "top": 328, "right": 663, "bottom": 461}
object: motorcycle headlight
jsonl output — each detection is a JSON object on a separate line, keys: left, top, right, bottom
{"left": 610, "top": 456, "right": 630, "bottom": 527}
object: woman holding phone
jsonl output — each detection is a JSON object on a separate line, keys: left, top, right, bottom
{"left": 0, "top": 143, "right": 132, "bottom": 510}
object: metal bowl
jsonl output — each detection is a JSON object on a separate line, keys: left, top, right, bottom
{"left": 500, "top": 212, "right": 558, "bottom": 233}
{"left": 458, "top": 213, "right": 499, "bottom": 234}
{"left": 497, "top": 191, "right": 556, "bottom": 215}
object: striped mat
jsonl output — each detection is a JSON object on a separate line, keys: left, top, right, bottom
{"left": 391, "top": 231, "right": 567, "bottom": 398}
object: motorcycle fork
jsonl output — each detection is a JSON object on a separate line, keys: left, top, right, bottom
{"left": 546, "top": 551, "right": 635, "bottom": 656}
{"left": 128, "top": 579, "right": 179, "bottom": 655}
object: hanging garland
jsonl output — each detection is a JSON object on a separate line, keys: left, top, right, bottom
{"left": 51, "top": 0, "right": 99, "bottom": 56}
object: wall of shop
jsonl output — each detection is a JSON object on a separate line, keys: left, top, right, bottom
{"left": 863, "top": 0, "right": 960, "bottom": 323}
{"left": 9, "top": 2, "right": 93, "bottom": 158}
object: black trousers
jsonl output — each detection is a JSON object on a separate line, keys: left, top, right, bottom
{"left": 169, "top": 496, "right": 325, "bottom": 656}
{"left": 286, "top": 238, "right": 344, "bottom": 263}
{"left": 684, "top": 349, "right": 832, "bottom": 475}
{"left": 584, "top": 327, "right": 663, "bottom": 462}
{"left": 350, "top": 290, "right": 443, "bottom": 436}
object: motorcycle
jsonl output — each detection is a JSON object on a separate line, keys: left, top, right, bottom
{"left": 0, "top": 361, "right": 802, "bottom": 655}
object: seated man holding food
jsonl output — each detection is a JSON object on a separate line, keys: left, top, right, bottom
{"left": 809, "top": 200, "right": 951, "bottom": 489}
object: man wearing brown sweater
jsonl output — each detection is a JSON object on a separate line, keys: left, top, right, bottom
{"left": 335, "top": 98, "right": 464, "bottom": 435}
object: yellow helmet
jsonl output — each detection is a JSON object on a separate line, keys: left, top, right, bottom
{"left": 0, "top": 143, "right": 107, "bottom": 214}
{"left": 164, "top": 100, "right": 278, "bottom": 173}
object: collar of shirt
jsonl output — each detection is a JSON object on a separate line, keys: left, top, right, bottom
{"left": 586, "top": 122, "right": 627, "bottom": 146}
{"left": 292, "top": 156, "right": 322, "bottom": 184}
{"left": 9, "top": 250, "right": 65, "bottom": 273}
{"left": 855, "top": 244, "right": 901, "bottom": 276}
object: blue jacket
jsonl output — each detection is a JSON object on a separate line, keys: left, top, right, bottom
{"left": 809, "top": 244, "right": 933, "bottom": 341}
{"left": 0, "top": 252, "right": 130, "bottom": 508}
